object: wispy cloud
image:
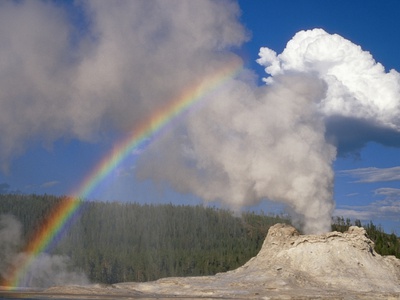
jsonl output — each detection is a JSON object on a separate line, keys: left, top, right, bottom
{"left": 41, "top": 181, "right": 59, "bottom": 188}
{"left": 345, "top": 192, "right": 359, "bottom": 197}
{"left": 335, "top": 188, "right": 400, "bottom": 221}
{"left": 339, "top": 166, "right": 400, "bottom": 183}
{"left": 333, "top": 208, "right": 376, "bottom": 220}
{"left": 375, "top": 187, "right": 400, "bottom": 199}
{"left": 23, "top": 181, "right": 60, "bottom": 191}
{"left": 115, "top": 165, "right": 136, "bottom": 178}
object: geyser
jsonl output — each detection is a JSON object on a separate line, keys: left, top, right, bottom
{"left": 138, "top": 28, "right": 400, "bottom": 234}
{"left": 0, "top": 1, "right": 399, "bottom": 235}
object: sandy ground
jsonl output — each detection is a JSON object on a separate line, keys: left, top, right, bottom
{"left": 1, "top": 288, "right": 399, "bottom": 300}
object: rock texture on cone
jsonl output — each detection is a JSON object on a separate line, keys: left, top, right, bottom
{"left": 46, "top": 223, "right": 400, "bottom": 299}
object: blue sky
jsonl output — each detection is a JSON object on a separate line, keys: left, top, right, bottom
{"left": 0, "top": 0, "right": 399, "bottom": 234}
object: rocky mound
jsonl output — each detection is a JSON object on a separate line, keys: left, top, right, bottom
{"left": 243, "top": 224, "right": 400, "bottom": 292}
{"left": 45, "top": 224, "right": 400, "bottom": 299}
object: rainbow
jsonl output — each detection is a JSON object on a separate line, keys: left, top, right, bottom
{"left": 1, "top": 58, "right": 242, "bottom": 290}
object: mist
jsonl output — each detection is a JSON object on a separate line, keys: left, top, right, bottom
{"left": 137, "top": 29, "right": 400, "bottom": 234}
{"left": 0, "top": 1, "right": 399, "bottom": 234}
{"left": 0, "top": 0, "right": 247, "bottom": 163}
{"left": 137, "top": 73, "right": 336, "bottom": 233}
{"left": 0, "top": 214, "right": 89, "bottom": 288}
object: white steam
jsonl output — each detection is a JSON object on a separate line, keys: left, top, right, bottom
{"left": 0, "top": 215, "right": 22, "bottom": 276}
{"left": 0, "top": 0, "right": 247, "bottom": 163}
{"left": 137, "top": 29, "right": 400, "bottom": 233}
{"left": 137, "top": 74, "right": 336, "bottom": 233}
{"left": 0, "top": 0, "right": 399, "bottom": 235}
{"left": 0, "top": 215, "right": 89, "bottom": 288}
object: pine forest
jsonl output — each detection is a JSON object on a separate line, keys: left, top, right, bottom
{"left": 0, "top": 194, "right": 398, "bottom": 285}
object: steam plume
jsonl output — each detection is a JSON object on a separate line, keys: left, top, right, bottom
{"left": 0, "top": 0, "right": 247, "bottom": 163}
{"left": 0, "top": 0, "right": 399, "bottom": 234}
{"left": 138, "top": 29, "right": 400, "bottom": 233}
{"left": 0, "top": 215, "right": 89, "bottom": 288}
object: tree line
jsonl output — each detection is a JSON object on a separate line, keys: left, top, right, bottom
{"left": 0, "top": 194, "right": 398, "bottom": 284}
{"left": 332, "top": 216, "right": 400, "bottom": 257}
{"left": 0, "top": 194, "right": 288, "bottom": 284}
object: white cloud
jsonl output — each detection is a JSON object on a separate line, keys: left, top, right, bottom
{"left": 258, "top": 28, "right": 400, "bottom": 154}
{"left": 257, "top": 28, "right": 400, "bottom": 129}
{"left": 345, "top": 193, "right": 359, "bottom": 197}
{"left": 333, "top": 208, "right": 376, "bottom": 221}
{"left": 41, "top": 181, "right": 60, "bottom": 188}
{"left": 375, "top": 187, "right": 400, "bottom": 202}
{"left": 339, "top": 166, "right": 400, "bottom": 182}
{"left": 335, "top": 188, "right": 400, "bottom": 221}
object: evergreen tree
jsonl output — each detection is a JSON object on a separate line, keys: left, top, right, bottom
{"left": 1, "top": 194, "right": 398, "bottom": 285}
{"left": 0, "top": 194, "right": 290, "bottom": 284}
